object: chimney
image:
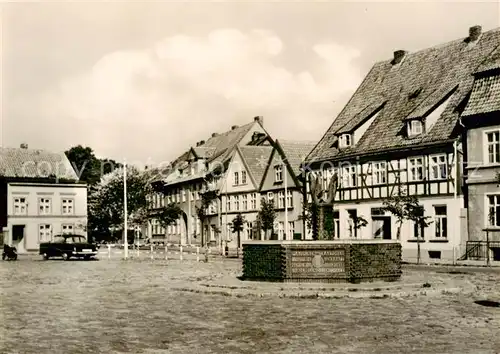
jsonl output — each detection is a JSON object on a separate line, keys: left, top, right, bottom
{"left": 254, "top": 116, "right": 263, "bottom": 125}
{"left": 231, "top": 125, "right": 239, "bottom": 130}
{"left": 20, "top": 143, "right": 28, "bottom": 149}
{"left": 195, "top": 141, "right": 200, "bottom": 147}
{"left": 392, "top": 50, "right": 407, "bottom": 65}
{"left": 199, "top": 140, "right": 205, "bottom": 146}
{"left": 468, "top": 25, "right": 482, "bottom": 42}
{"left": 211, "top": 132, "right": 219, "bottom": 138}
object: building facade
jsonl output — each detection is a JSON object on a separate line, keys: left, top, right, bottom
{"left": 259, "top": 140, "right": 316, "bottom": 241}
{"left": 149, "top": 116, "right": 273, "bottom": 247}
{"left": 461, "top": 44, "right": 500, "bottom": 259}
{"left": 0, "top": 146, "right": 87, "bottom": 253}
{"left": 305, "top": 25, "right": 500, "bottom": 263}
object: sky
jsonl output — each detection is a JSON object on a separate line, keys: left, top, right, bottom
{"left": 1, "top": 0, "right": 499, "bottom": 166}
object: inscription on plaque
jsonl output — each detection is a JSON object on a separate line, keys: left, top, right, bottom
{"left": 290, "top": 249, "right": 346, "bottom": 276}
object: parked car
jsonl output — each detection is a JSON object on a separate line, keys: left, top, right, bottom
{"left": 39, "top": 234, "right": 99, "bottom": 261}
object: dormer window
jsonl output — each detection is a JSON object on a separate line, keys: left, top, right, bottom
{"left": 339, "top": 134, "right": 353, "bottom": 148}
{"left": 407, "top": 119, "right": 423, "bottom": 137}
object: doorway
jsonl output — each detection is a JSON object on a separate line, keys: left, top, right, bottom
{"left": 372, "top": 217, "right": 392, "bottom": 240}
{"left": 12, "top": 225, "right": 26, "bottom": 248}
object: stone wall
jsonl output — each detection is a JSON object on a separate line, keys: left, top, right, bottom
{"left": 242, "top": 240, "right": 401, "bottom": 283}
{"left": 242, "top": 243, "right": 284, "bottom": 280}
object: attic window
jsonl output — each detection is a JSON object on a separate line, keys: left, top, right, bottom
{"left": 407, "top": 119, "right": 424, "bottom": 137}
{"left": 339, "top": 134, "right": 353, "bottom": 148}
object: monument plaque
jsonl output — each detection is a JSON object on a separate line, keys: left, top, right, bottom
{"left": 289, "top": 248, "right": 346, "bottom": 278}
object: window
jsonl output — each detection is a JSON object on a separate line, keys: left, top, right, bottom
{"left": 408, "top": 157, "right": 424, "bottom": 181}
{"left": 278, "top": 191, "right": 285, "bottom": 208}
{"left": 39, "top": 224, "right": 52, "bottom": 242}
{"left": 413, "top": 208, "right": 425, "bottom": 239}
{"left": 333, "top": 210, "right": 340, "bottom": 239}
{"left": 234, "top": 172, "right": 239, "bottom": 185}
{"left": 226, "top": 196, "right": 232, "bottom": 212}
{"left": 274, "top": 165, "right": 283, "bottom": 182}
{"left": 347, "top": 209, "right": 358, "bottom": 238}
{"left": 486, "top": 130, "right": 500, "bottom": 164}
{"left": 407, "top": 119, "right": 423, "bottom": 136}
{"left": 61, "top": 224, "right": 74, "bottom": 234}
{"left": 341, "top": 165, "right": 357, "bottom": 187}
{"left": 13, "top": 197, "right": 28, "bottom": 215}
{"left": 288, "top": 221, "right": 295, "bottom": 240}
{"left": 267, "top": 192, "right": 274, "bottom": 203}
{"left": 234, "top": 195, "right": 240, "bottom": 211}
{"left": 278, "top": 222, "right": 284, "bottom": 240}
{"left": 182, "top": 190, "right": 186, "bottom": 202}
{"left": 241, "top": 171, "right": 247, "bottom": 185}
{"left": 434, "top": 206, "right": 447, "bottom": 238}
{"left": 429, "top": 155, "right": 447, "bottom": 180}
{"left": 242, "top": 195, "right": 248, "bottom": 210}
{"left": 286, "top": 190, "right": 293, "bottom": 208}
{"left": 487, "top": 195, "right": 500, "bottom": 227}
{"left": 250, "top": 193, "right": 257, "bottom": 210}
{"left": 62, "top": 198, "right": 74, "bottom": 215}
{"left": 339, "top": 134, "right": 353, "bottom": 148}
{"left": 39, "top": 198, "right": 51, "bottom": 215}
{"left": 371, "top": 162, "right": 387, "bottom": 185}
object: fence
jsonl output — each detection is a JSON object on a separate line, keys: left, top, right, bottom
{"left": 97, "top": 243, "right": 226, "bottom": 262}
{"left": 463, "top": 240, "right": 500, "bottom": 262}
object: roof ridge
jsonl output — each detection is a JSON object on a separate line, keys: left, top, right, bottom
{"left": 373, "top": 26, "right": 500, "bottom": 65}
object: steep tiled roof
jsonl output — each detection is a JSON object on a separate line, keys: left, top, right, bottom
{"left": 0, "top": 147, "right": 78, "bottom": 180}
{"left": 277, "top": 140, "right": 317, "bottom": 177}
{"left": 156, "top": 122, "right": 256, "bottom": 183}
{"left": 239, "top": 146, "right": 273, "bottom": 187}
{"left": 462, "top": 73, "right": 500, "bottom": 116}
{"left": 192, "top": 147, "right": 216, "bottom": 159}
{"left": 307, "top": 27, "right": 500, "bottom": 163}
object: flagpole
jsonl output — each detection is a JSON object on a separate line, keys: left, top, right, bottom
{"left": 284, "top": 158, "right": 289, "bottom": 241}
{"left": 124, "top": 161, "right": 128, "bottom": 259}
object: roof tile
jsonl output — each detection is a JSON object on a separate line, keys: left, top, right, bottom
{"left": 307, "top": 27, "right": 500, "bottom": 163}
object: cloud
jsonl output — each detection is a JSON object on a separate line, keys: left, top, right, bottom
{"left": 16, "top": 28, "right": 362, "bottom": 163}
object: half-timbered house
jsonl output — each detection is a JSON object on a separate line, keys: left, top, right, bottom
{"left": 305, "top": 25, "right": 500, "bottom": 263}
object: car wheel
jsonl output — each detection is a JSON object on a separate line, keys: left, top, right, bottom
{"left": 62, "top": 252, "right": 70, "bottom": 261}
{"left": 84, "top": 255, "right": 91, "bottom": 260}
{"left": 42, "top": 253, "right": 50, "bottom": 260}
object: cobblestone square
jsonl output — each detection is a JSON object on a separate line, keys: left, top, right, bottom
{"left": 1, "top": 257, "right": 499, "bottom": 353}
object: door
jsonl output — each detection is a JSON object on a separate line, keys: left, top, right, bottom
{"left": 12, "top": 225, "right": 26, "bottom": 248}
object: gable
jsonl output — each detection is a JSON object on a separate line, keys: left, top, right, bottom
{"left": 260, "top": 148, "right": 299, "bottom": 192}
{"left": 221, "top": 149, "right": 259, "bottom": 194}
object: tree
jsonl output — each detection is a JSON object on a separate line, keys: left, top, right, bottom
{"left": 88, "top": 166, "right": 151, "bottom": 243}
{"left": 195, "top": 190, "right": 217, "bottom": 247}
{"left": 156, "top": 203, "right": 183, "bottom": 230}
{"left": 65, "top": 145, "right": 122, "bottom": 185}
{"left": 383, "top": 191, "right": 432, "bottom": 264}
{"left": 300, "top": 202, "right": 319, "bottom": 240}
{"left": 258, "top": 198, "right": 276, "bottom": 240}
{"left": 352, "top": 214, "right": 368, "bottom": 236}
{"left": 231, "top": 213, "right": 245, "bottom": 257}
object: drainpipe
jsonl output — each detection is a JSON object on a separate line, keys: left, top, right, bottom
{"left": 454, "top": 140, "right": 458, "bottom": 200}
